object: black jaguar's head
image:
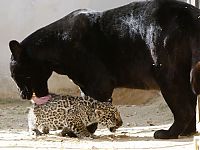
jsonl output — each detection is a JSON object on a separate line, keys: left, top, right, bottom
{"left": 9, "top": 40, "right": 51, "bottom": 100}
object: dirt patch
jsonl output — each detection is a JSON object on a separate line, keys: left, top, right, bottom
{"left": 112, "top": 88, "right": 159, "bottom": 105}
{"left": 0, "top": 98, "right": 30, "bottom": 130}
{"left": 0, "top": 95, "right": 195, "bottom": 149}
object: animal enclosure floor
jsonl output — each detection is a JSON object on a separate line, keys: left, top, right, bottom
{"left": 0, "top": 95, "right": 196, "bottom": 149}
{"left": 0, "top": 126, "right": 194, "bottom": 150}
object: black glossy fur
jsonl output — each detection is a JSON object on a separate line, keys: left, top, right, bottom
{"left": 9, "top": 0, "right": 200, "bottom": 139}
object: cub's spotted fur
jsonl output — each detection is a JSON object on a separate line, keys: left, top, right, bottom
{"left": 28, "top": 94, "right": 123, "bottom": 138}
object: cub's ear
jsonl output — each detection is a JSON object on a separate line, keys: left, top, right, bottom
{"left": 9, "top": 40, "right": 22, "bottom": 60}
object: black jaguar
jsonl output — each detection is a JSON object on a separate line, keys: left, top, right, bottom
{"left": 9, "top": 0, "right": 200, "bottom": 139}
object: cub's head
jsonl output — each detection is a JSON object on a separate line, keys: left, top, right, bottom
{"left": 9, "top": 40, "right": 51, "bottom": 100}
{"left": 95, "top": 103, "right": 123, "bottom": 132}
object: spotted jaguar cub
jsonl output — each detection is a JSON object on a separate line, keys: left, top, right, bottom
{"left": 28, "top": 94, "right": 123, "bottom": 138}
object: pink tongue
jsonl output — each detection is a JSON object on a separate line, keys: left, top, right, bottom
{"left": 32, "top": 95, "right": 51, "bottom": 105}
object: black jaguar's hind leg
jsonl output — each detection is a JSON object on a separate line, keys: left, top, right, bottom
{"left": 180, "top": 94, "right": 197, "bottom": 136}
{"left": 153, "top": 66, "right": 197, "bottom": 139}
{"left": 154, "top": 89, "right": 196, "bottom": 139}
{"left": 180, "top": 115, "right": 197, "bottom": 136}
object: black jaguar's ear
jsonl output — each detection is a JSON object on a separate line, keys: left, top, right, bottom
{"left": 9, "top": 40, "right": 22, "bottom": 60}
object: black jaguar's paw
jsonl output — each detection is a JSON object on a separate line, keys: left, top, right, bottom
{"left": 154, "top": 130, "right": 178, "bottom": 139}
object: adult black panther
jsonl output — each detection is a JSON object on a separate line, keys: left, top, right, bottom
{"left": 9, "top": 0, "right": 200, "bottom": 139}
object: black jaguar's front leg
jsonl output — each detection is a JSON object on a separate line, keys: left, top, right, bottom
{"left": 80, "top": 76, "right": 114, "bottom": 102}
{"left": 73, "top": 52, "right": 115, "bottom": 102}
{"left": 153, "top": 67, "right": 197, "bottom": 139}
